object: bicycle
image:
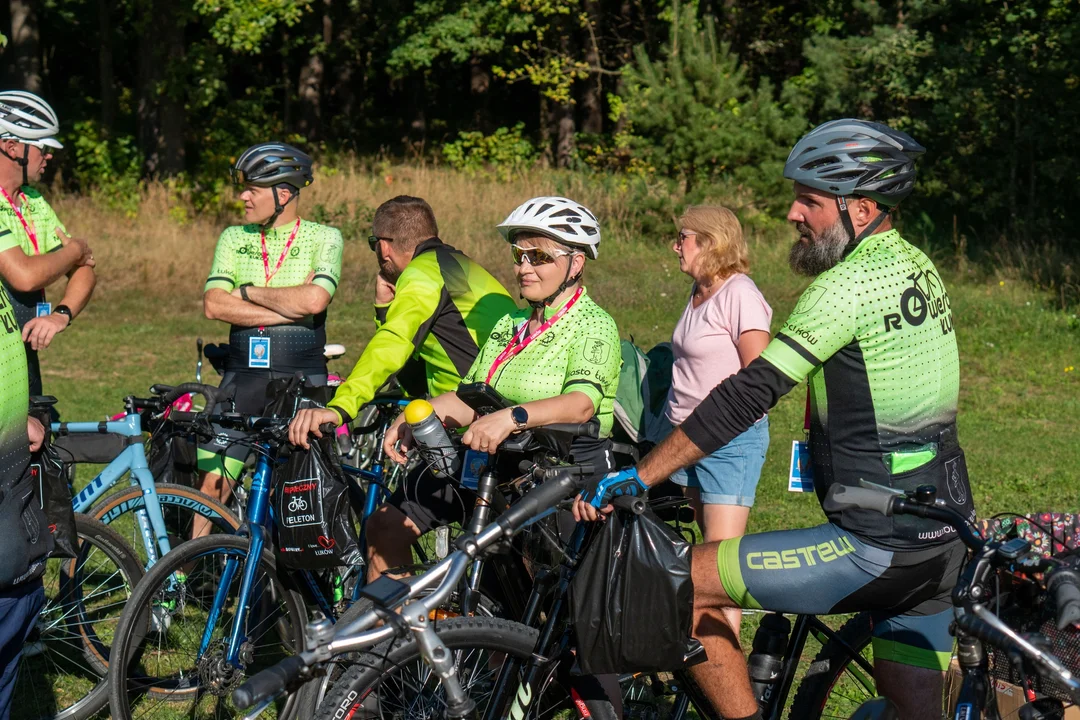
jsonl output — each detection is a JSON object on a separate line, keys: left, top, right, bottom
{"left": 105, "top": 388, "right": 407, "bottom": 720}
{"left": 830, "top": 482, "right": 1080, "bottom": 719}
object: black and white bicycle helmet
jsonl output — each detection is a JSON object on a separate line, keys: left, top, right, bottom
{"left": 0, "top": 90, "right": 62, "bottom": 149}
{"left": 497, "top": 196, "right": 601, "bottom": 259}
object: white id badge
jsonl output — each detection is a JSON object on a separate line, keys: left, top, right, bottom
{"left": 248, "top": 336, "right": 271, "bottom": 369}
{"left": 36, "top": 302, "right": 51, "bottom": 317}
{"left": 788, "top": 440, "right": 814, "bottom": 492}
{"left": 460, "top": 449, "right": 490, "bottom": 491}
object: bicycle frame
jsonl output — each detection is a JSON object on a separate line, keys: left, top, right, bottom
{"left": 62, "top": 413, "right": 178, "bottom": 567}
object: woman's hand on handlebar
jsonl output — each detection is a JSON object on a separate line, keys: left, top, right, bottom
{"left": 383, "top": 415, "right": 413, "bottom": 465}
{"left": 461, "top": 408, "right": 516, "bottom": 455}
{"left": 288, "top": 408, "right": 340, "bottom": 449}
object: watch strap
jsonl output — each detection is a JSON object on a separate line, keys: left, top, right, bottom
{"left": 54, "top": 304, "right": 73, "bottom": 324}
{"left": 240, "top": 286, "right": 251, "bottom": 302}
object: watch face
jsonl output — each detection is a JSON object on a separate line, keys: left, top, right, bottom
{"left": 511, "top": 406, "right": 528, "bottom": 426}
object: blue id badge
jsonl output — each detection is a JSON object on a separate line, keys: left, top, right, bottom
{"left": 460, "top": 449, "right": 490, "bottom": 491}
{"left": 248, "top": 336, "right": 271, "bottom": 369}
{"left": 788, "top": 440, "right": 814, "bottom": 492}
{"left": 36, "top": 302, "right": 51, "bottom": 318}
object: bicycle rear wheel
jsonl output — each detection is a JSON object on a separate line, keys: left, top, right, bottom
{"left": 89, "top": 483, "right": 241, "bottom": 567}
{"left": 315, "top": 616, "right": 617, "bottom": 720}
{"left": 107, "top": 534, "right": 305, "bottom": 720}
{"left": 12, "top": 514, "right": 143, "bottom": 720}
{"left": 788, "top": 613, "right": 877, "bottom": 720}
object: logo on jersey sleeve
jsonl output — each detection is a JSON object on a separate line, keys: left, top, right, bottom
{"left": 793, "top": 285, "right": 827, "bottom": 314}
{"left": 583, "top": 337, "right": 611, "bottom": 365}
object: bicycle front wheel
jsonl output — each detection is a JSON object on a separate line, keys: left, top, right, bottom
{"left": 107, "top": 534, "right": 305, "bottom": 720}
{"left": 316, "top": 616, "right": 617, "bottom": 720}
{"left": 13, "top": 514, "right": 144, "bottom": 720}
{"left": 788, "top": 612, "right": 877, "bottom": 720}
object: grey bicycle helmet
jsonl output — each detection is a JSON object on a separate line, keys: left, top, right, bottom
{"left": 231, "top": 142, "right": 313, "bottom": 191}
{"left": 783, "top": 119, "right": 924, "bottom": 208}
{"left": 0, "top": 91, "right": 62, "bottom": 186}
{"left": 231, "top": 142, "right": 313, "bottom": 227}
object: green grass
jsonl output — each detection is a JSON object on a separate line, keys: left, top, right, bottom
{"left": 33, "top": 220, "right": 1079, "bottom": 718}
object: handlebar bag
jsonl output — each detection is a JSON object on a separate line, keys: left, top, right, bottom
{"left": 570, "top": 505, "right": 703, "bottom": 674}
{"left": 31, "top": 443, "right": 78, "bottom": 559}
{"left": 272, "top": 434, "right": 360, "bottom": 570}
{"left": 146, "top": 423, "right": 198, "bottom": 488}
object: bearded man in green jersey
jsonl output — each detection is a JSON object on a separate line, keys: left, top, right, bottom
{"left": 0, "top": 91, "right": 97, "bottom": 403}
{"left": 577, "top": 120, "right": 974, "bottom": 720}
{"left": 193, "top": 142, "right": 343, "bottom": 539}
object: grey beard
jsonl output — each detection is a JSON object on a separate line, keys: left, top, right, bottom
{"left": 789, "top": 219, "right": 852, "bottom": 276}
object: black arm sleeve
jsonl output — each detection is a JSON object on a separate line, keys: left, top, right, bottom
{"left": 679, "top": 356, "right": 799, "bottom": 455}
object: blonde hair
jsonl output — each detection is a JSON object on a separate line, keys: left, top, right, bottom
{"left": 678, "top": 205, "right": 749, "bottom": 281}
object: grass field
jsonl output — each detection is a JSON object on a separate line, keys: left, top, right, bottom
{"left": 25, "top": 163, "right": 1079, "bottom": 719}
{"left": 44, "top": 164, "right": 1080, "bottom": 524}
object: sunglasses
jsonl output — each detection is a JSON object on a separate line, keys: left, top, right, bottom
{"left": 675, "top": 230, "right": 697, "bottom": 249}
{"left": 368, "top": 235, "right": 394, "bottom": 252}
{"left": 511, "top": 244, "right": 573, "bottom": 266}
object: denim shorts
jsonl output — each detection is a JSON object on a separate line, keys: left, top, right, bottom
{"left": 669, "top": 416, "right": 769, "bottom": 507}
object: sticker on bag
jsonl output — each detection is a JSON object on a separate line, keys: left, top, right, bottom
{"left": 788, "top": 440, "right": 814, "bottom": 493}
{"left": 280, "top": 477, "right": 321, "bottom": 528}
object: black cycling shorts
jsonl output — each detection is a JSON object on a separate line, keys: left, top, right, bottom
{"left": 196, "top": 370, "right": 327, "bottom": 479}
{"left": 716, "top": 522, "right": 965, "bottom": 671}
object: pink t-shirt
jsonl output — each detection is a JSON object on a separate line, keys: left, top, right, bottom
{"left": 665, "top": 273, "right": 773, "bottom": 426}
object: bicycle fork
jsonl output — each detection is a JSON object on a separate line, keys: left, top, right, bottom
{"left": 410, "top": 611, "right": 478, "bottom": 720}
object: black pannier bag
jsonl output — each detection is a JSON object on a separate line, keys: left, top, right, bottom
{"left": 272, "top": 434, "right": 360, "bottom": 570}
{"left": 31, "top": 442, "right": 78, "bottom": 559}
{"left": 571, "top": 505, "right": 704, "bottom": 675}
{"left": 146, "top": 424, "right": 199, "bottom": 487}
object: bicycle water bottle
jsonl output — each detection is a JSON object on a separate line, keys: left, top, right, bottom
{"left": 404, "top": 399, "right": 460, "bottom": 478}
{"left": 747, "top": 612, "right": 791, "bottom": 708}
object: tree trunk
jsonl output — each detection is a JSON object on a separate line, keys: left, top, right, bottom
{"left": 580, "top": 0, "right": 603, "bottom": 134}
{"left": 9, "top": 0, "right": 41, "bottom": 92}
{"left": 556, "top": 101, "right": 575, "bottom": 169}
{"left": 98, "top": 0, "right": 116, "bottom": 132}
{"left": 298, "top": 50, "right": 324, "bottom": 139}
{"left": 469, "top": 55, "right": 492, "bottom": 132}
{"left": 539, "top": 95, "right": 553, "bottom": 168}
{"left": 137, "top": 0, "right": 185, "bottom": 177}
{"left": 614, "top": 0, "right": 633, "bottom": 135}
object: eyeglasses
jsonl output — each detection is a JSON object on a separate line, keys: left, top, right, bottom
{"left": 511, "top": 244, "right": 572, "bottom": 266}
{"left": 675, "top": 230, "right": 697, "bottom": 249}
{"left": 368, "top": 235, "right": 394, "bottom": 252}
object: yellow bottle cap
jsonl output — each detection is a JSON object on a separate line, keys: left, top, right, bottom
{"left": 404, "top": 399, "right": 435, "bottom": 425}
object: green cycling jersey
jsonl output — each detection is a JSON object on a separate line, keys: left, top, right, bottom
{"left": 463, "top": 287, "right": 622, "bottom": 437}
{"left": 328, "top": 239, "right": 517, "bottom": 424}
{"left": 683, "top": 229, "right": 973, "bottom": 549}
{"left": 204, "top": 219, "right": 343, "bottom": 373}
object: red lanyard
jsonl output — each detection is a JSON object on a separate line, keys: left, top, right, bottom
{"left": 0, "top": 186, "right": 39, "bottom": 255}
{"left": 486, "top": 287, "right": 584, "bottom": 384}
{"left": 261, "top": 218, "right": 301, "bottom": 286}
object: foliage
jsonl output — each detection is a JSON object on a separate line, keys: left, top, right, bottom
{"left": 618, "top": 8, "right": 806, "bottom": 208}
{"left": 69, "top": 121, "right": 143, "bottom": 215}
{"left": 441, "top": 123, "right": 537, "bottom": 178}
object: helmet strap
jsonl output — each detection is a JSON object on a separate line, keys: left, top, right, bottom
{"left": 529, "top": 260, "right": 582, "bottom": 310}
{"left": 262, "top": 184, "right": 297, "bottom": 229}
{"left": 837, "top": 196, "right": 888, "bottom": 257}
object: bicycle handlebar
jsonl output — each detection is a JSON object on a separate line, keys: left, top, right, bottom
{"left": 826, "top": 483, "right": 985, "bottom": 550}
{"left": 1048, "top": 568, "right": 1080, "bottom": 630}
{"left": 537, "top": 422, "right": 600, "bottom": 439}
{"left": 232, "top": 466, "right": 590, "bottom": 711}
{"left": 154, "top": 382, "right": 224, "bottom": 409}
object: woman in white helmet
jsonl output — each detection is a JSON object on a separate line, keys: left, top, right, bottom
{"left": 373, "top": 196, "right": 622, "bottom": 579}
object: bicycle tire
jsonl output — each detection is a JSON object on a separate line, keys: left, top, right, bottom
{"left": 13, "top": 514, "right": 144, "bottom": 720}
{"left": 107, "top": 533, "right": 306, "bottom": 720}
{"left": 315, "top": 616, "right": 618, "bottom": 720}
{"left": 89, "top": 482, "right": 241, "bottom": 564}
{"left": 788, "top": 612, "right": 877, "bottom": 720}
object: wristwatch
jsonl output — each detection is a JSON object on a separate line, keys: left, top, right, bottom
{"left": 53, "top": 305, "right": 73, "bottom": 325}
{"left": 510, "top": 406, "right": 529, "bottom": 431}
{"left": 240, "top": 286, "right": 251, "bottom": 302}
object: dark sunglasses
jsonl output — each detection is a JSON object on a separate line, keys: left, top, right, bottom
{"left": 511, "top": 244, "right": 572, "bottom": 266}
{"left": 368, "top": 235, "right": 393, "bottom": 251}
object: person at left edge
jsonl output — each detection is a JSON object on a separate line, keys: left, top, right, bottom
{"left": 192, "top": 142, "right": 343, "bottom": 540}
{"left": 0, "top": 91, "right": 97, "bottom": 405}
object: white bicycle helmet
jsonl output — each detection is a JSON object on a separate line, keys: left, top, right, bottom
{"left": 0, "top": 91, "right": 62, "bottom": 149}
{"left": 497, "top": 196, "right": 601, "bottom": 259}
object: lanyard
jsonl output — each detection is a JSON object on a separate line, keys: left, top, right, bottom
{"left": 0, "top": 186, "right": 39, "bottom": 255}
{"left": 486, "top": 287, "right": 584, "bottom": 384}
{"left": 261, "top": 218, "right": 302, "bottom": 286}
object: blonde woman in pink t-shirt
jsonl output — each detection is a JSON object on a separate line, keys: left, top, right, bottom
{"left": 665, "top": 205, "right": 772, "bottom": 631}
